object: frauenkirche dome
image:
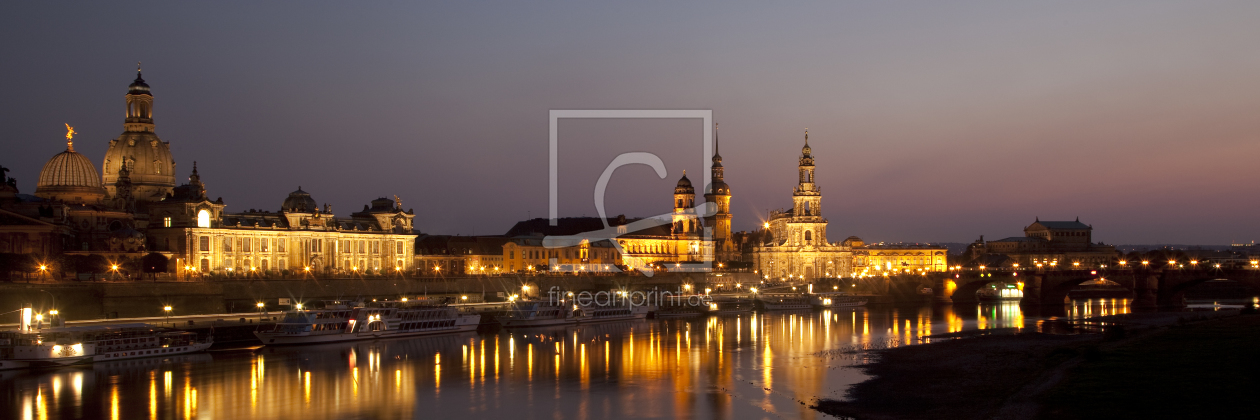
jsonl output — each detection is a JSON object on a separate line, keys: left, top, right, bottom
{"left": 102, "top": 69, "right": 176, "bottom": 202}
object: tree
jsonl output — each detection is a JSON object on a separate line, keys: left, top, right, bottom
{"left": 141, "top": 253, "right": 169, "bottom": 282}
{"left": 0, "top": 253, "right": 35, "bottom": 282}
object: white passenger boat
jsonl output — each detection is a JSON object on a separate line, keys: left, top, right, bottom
{"left": 3, "top": 307, "right": 213, "bottom": 370}
{"left": 91, "top": 327, "right": 213, "bottom": 361}
{"left": 497, "top": 301, "right": 577, "bottom": 328}
{"left": 758, "top": 295, "right": 813, "bottom": 310}
{"left": 254, "top": 300, "right": 480, "bottom": 345}
{"left": 0, "top": 329, "right": 96, "bottom": 370}
{"left": 811, "top": 293, "right": 868, "bottom": 309}
{"left": 576, "top": 304, "right": 649, "bottom": 323}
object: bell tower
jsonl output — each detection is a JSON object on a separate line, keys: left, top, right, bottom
{"left": 704, "top": 123, "right": 734, "bottom": 260}
{"left": 673, "top": 171, "right": 696, "bottom": 238}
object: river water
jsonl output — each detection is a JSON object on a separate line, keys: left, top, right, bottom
{"left": 2, "top": 299, "right": 1129, "bottom": 420}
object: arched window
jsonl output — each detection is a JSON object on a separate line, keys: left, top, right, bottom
{"left": 197, "top": 210, "right": 211, "bottom": 228}
{"left": 805, "top": 231, "right": 812, "bottom": 241}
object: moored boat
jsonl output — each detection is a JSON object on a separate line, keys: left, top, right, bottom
{"left": 497, "top": 301, "right": 577, "bottom": 328}
{"left": 575, "top": 303, "right": 649, "bottom": 323}
{"left": 758, "top": 295, "right": 812, "bottom": 311}
{"left": 810, "top": 293, "right": 868, "bottom": 309}
{"left": 254, "top": 300, "right": 480, "bottom": 345}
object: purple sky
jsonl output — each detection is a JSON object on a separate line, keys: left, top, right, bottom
{"left": 3, "top": 1, "right": 1259, "bottom": 244}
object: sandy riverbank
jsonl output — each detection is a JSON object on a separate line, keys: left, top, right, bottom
{"left": 812, "top": 309, "right": 1258, "bottom": 419}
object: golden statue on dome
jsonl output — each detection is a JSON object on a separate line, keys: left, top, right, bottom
{"left": 64, "top": 123, "right": 77, "bottom": 152}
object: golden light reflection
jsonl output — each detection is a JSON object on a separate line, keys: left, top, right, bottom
{"left": 149, "top": 371, "right": 157, "bottom": 420}
{"left": 110, "top": 385, "right": 119, "bottom": 420}
{"left": 50, "top": 307, "right": 1068, "bottom": 419}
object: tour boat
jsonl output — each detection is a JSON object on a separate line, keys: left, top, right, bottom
{"left": 758, "top": 295, "right": 813, "bottom": 311}
{"left": 254, "top": 301, "right": 481, "bottom": 345}
{"left": 497, "top": 301, "right": 578, "bottom": 327}
{"left": 811, "top": 293, "right": 868, "bottom": 309}
{"left": 575, "top": 304, "right": 650, "bottom": 323}
{"left": 0, "top": 329, "right": 96, "bottom": 370}
{"left": 705, "top": 298, "right": 755, "bottom": 315}
{"left": 2, "top": 320, "right": 213, "bottom": 369}
{"left": 977, "top": 282, "right": 1024, "bottom": 302}
{"left": 89, "top": 325, "right": 213, "bottom": 361}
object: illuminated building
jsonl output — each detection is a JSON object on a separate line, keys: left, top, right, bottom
{"left": 750, "top": 131, "right": 853, "bottom": 279}
{"left": 847, "top": 237, "right": 948, "bottom": 274}
{"left": 965, "top": 218, "right": 1118, "bottom": 268}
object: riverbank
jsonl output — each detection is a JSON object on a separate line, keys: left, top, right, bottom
{"left": 813, "top": 310, "right": 1260, "bottom": 419}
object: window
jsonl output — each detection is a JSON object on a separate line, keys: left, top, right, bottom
{"left": 223, "top": 237, "right": 233, "bottom": 252}
{"left": 262, "top": 259, "right": 269, "bottom": 271}
{"left": 163, "top": 217, "right": 172, "bottom": 228}
{"left": 396, "top": 241, "right": 404, "bottom": 254}
{"left": 278, "top": 238, "right": 286, "bottom": 253}
{"left": 805, "top": 231, "right": 812, "bottom": 241}
{"left": 243, "top": 238, "right": 252, "bottom": 253}
{"left": 261, "top": 238, "right": 269, "bottom": 252}
{"left": 197, "top": 210, "right": 211, "bottom": 228}
{"left": 199, "top": 236, "right": 210, "bottom": 252}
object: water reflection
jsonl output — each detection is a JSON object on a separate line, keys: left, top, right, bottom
{"left": 2, "top": 301, "right": 1132, "bottom": 419}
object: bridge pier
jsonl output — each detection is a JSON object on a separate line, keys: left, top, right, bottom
{"left": 1133, "top": 273, "right": 1160, "bottom": 309}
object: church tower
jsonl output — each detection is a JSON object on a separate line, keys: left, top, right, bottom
{"left": 103, "top": 65, "right": 177, "bottom": 204}
{"left": 673, "top": 171, "right": 696, "bottom": 238}
{"left": 704, "top": 123, "right": 734, "bottom": 260}
{"left": 790, "top": 130, "right": 826, "bottom": 246}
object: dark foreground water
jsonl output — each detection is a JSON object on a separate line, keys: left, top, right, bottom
{"left": 3, "top": 299, "right": 1129, "bottom": 420}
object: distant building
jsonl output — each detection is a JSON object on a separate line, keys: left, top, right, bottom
{"left": 966, "top": 218, "right": 1118, "bottom": 268}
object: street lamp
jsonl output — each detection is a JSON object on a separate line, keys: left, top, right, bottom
{"left": 256, "top": 302, "right": 265, "bottom": 321}
{"left": 163, "top": 305, "right": 172, "bottom": 325}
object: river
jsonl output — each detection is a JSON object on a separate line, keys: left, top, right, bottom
{"left": 2, "top": 299, "right": 1129, "bottom": 420}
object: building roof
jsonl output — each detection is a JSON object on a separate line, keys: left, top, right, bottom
{"left": 989, "top": 236, "right": 1046, "bottom": 243}
{"left": 1028, "top": 220, "right": 1091, "bottom": 230}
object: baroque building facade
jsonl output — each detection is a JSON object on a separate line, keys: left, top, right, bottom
{"left": 751, "top": 131, "right": 854, "bottom": 279}
{"left": 2, "top": 69, "right": 417, "bottom": 277}
{"left": 965, "top": 219, "right": 1118, "bottom": 269}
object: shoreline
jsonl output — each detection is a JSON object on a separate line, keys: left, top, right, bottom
{"left": 812, "top": 309, "right": 1256, "bottom": 419}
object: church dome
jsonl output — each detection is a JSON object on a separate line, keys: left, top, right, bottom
{"left": 104, "top": 71, "right": 175, "bottom": 202}
{"left": 36, "top": 148, "right": 106, "bottom": 204}
{"left": 128, "top": 72, "right": 151, "bottom": 96}
{"left": 674, "top": 172, "right": 694, "bottom": 195}
{"left": 282, "top": 187, "right": 318, "bottom": 212}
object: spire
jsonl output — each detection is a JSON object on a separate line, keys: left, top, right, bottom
{"left": 714, "top": 123, "right": 721, "bottom": 158}
{"left": 802, "top": 128, "right": 811, "bottom": 157}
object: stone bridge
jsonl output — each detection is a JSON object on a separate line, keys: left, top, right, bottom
{"left": 927, "top": 268, "right": 1260, "bottom": 307}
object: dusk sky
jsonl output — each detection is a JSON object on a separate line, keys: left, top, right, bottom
{"left": 3, "top": 1, "right": 1259, "bottom": 244}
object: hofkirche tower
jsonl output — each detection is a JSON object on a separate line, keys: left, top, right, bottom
{"left": 102, "top": 66, "right": 177, "bottom": 203}
{"left": 704, "top": 123, "right": 735, "bottom": 262}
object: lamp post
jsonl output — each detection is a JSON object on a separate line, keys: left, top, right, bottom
{"left": 164, "top": 306, "right": 173, "bottom": 326}
{"left": 256, "top": 302, "right": 266, "bottom": 322}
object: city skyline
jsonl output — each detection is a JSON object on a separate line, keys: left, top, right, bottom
{"left": 4, "top": 2, "right": 1260, "bottom": 244}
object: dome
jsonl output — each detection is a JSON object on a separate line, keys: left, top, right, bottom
{"left": 674, "top": 172, "right": 694, "bottom": 195}
{"left": 282, "top": 187, "right": 318, "bottom": 212}
{"left": 36, "top": 148, "right": 106, "bottom": 203}
{"left": 128, "top": 72, "right": 151, "bottom": 96}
